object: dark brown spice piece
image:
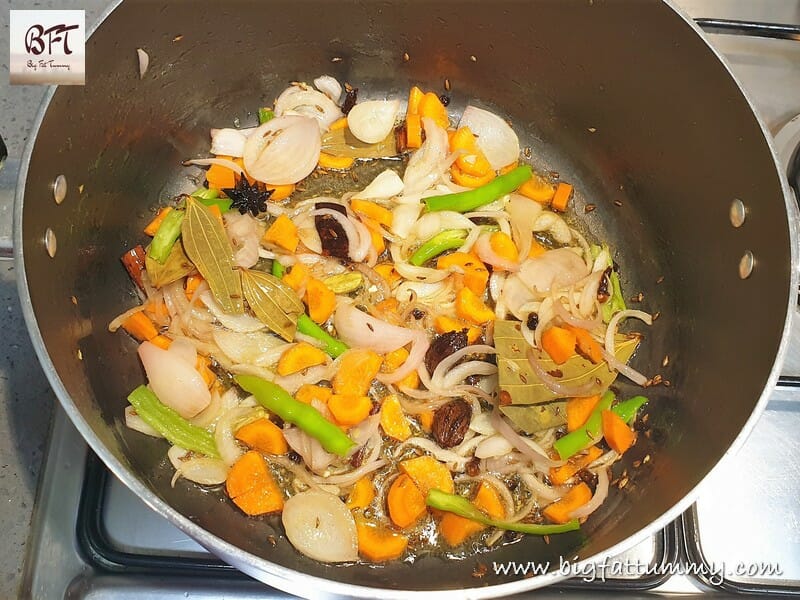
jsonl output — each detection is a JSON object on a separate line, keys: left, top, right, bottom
{"left": 424, "top": 329, "right": 468, "bottom": 373}
{"left": 465, "top": 457, "right": 480, "bottom": 477}
{"left": 342, "top": 85, "right": 358, "bottom": 115}
{"left": 526, "top": 312, "right": 539, "bottom": 331}
{"left": 315, "top": 202, "right": 350, "bottom": 259}
{"left": 350, "top": 445, "right": 366, "bottom": 468}
{"left": 597, "top": 267, "right": 611, "bottom": 302}
{"left": 432, "top": 399, "right": 472, "bottom": 448}
{"left": 498, "top": 390, "right": 513, "bottom": 406}
{"left": 439, "top": 94, "right": 451, "bottom": 107}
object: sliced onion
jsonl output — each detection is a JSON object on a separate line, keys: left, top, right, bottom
{"left": 215, "top": 406, "right": 259, "bottom": 466}
{"left": 243, "top": 115, "right": 321, "bottom": 185}
{"left": 209, "top": 128, "right": 255, "bottom": 158}
{"left": 224, "top": 211, "right": 264, "bottom": 269}
{"left": 377, "top": 332, "right": 429, "bottom": 384}
{"left": 603, "top": 309, "right": 652, "bottom": 385}
{"left": 136, "top": 48, "right": 149, "bottom": 79}
{"left": 190, "top": 387, "right": 224, "bottom": 428}
{"left": 410, "top": 211, "right": 475, "bottom": 243}
{"left": 167, "top": 337, "right": 197, "bottom": 365}
{"left": 354, "top": 263, "right": 391, "bottom": 299}
{"left": 474, "top": 232, "right": 519, "bottom": 272}
{"left": 526, "top": 347, "right": 601, "bottom": 397}
{"left": 200, "top": 291, "right": 264, "bottom": 332}
{"left": 108, "top": 305, "right": 147, "bottom": 332}
{"left": 578, "top": 270, "right": 604, "bottom": 318}
{"left": 469, "top": 411, "right": 496, "bottom": 435}
{"left": 347, "top": 99, "right": 401, "bottom": 144}
{"left": 518, "top": 248, "right": 589, "bottom": 294}
{"left": 553, "top": 295, "right": 601, "bottom": 331}
{"left": 334, "top": 302, "right": 418, "bottom": 353}
{"left": 441, "top": 360, "right": 497, "bottom": 389}
{"left": 520, "top": 472, "right": 565, "bottom": 503}
{"left": 394, "top": 437, "right": 471, "bottom": 467}
{"left": 138, "top": 341, "right": 211, "bottom": 419}
{"left": 275, "top": 85, "right": 343, "bottom": 131}
{"left": 570, "top": 467, "right": 610, "bottom": 519}
{"left": 212, "top": 328, "right": 287, "bottom": 367}
{"left": 475, "top": 434, "right": 514, "bottom": 459}
{"left": 183, "top": 157, "right": 244, "bottom": 176}
{"left": 430, "top": 344, "right": 496, "bottom": 387}
{"left": 490, "top": 409, "right": 561, "bottom": 468}
{"left": 355, "top": 169, "right": 404, "bottom": 200}
{"left": 533, "top": 211, "right": 572, "bottom": 245}
{"left": 395, "top": 280, "right": 449, "bottom": 303}
{"left": 168, "top": 446, "right": 229, "bottom": 486}
{"left": 274, "top": 364, "right": 332, "bottom": 395}
{"left": 313, "top": 75, "right": 343, "bottom": 101}
{"left": 283, "top": 427, "right": 337, "bottom": 473}
{"left": 391, "top": 204, "right": 423, "bottom": 238}
{"left": 390, "top": 243, "right": 449, "bottom": 283}
{"left": 508, "top": 193, "right": 544, "bottom": 259}
{"left": 282, "top": 490, "right": 358, "bottom": 562}
{"left": 402, "top": 117, "right": 450, "bottom": 195}
{"left": 459, "top": 105, "right": 520, "bottom": 170}
{"left": 125, "top": 405, "right": 161, "bottom": 437}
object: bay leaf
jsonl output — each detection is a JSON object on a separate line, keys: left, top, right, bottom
{"left": 241, "top": 269, "right": 305, "bottom": 341}
{"left": 494, "top": 319, "right": 639, "bottom": 405}
{"left": 321, "top": 127, "right": 399, "bottom": 159}
{"left": 181, "top": 196, "right": 243, "bottom": 314}
{"left": 500, "top": 401, "right": 567, "bottom": 434}
{"left": 144, "top": 241, "right": 194, "bottom": 288}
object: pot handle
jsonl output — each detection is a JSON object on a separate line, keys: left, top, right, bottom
{"left": 0, "top": 133, "right": 13, "bottom": 260}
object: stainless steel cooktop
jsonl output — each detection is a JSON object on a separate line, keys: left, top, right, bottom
{"left": 16, "top": 3, "right": 800, "bottom": 598}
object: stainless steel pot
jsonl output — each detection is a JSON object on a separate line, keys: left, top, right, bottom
{"left": 14, "top": 0, "right": 798, "bottom": 597}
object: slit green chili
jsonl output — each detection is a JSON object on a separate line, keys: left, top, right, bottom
{"left": 127, "top": 385, "right": 219, "bottom": 458}
{"left": 409, "top": 229, "right": 468, "bottom": 266}
{"left": 612, "top": 395, "right": 648, "bottom": 424}
{"left": 426, "top": 488, "right": 580, "bottom": 535}
{"left": 296, "top": 314, "right": 348, "bottom": 358}
{"left": 258, "top": 107, "right": 275, "bottom": 124}
{"left": 235, "top": 374, "right": 355, "bottom": 456}
{"left": 147, "top": 208, "right": 185, "bottom": 264}
{"left": 424, "top": 165, "right": 532, "bottom": 213}
{"left": 271, "top": 259, "right": 286, "bottom": 279}
{"left": 191, "top": 187, "right": 232, "bottom": 213}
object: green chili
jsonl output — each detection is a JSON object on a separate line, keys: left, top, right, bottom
{"left": 553, "top": 391, "right": 615, "bottom": 460}
{"left": 424, "top": 165, "right": 532, "bottom": 213}
{"left": 297, "top": 314, "right": 348, "bottom": 358}
{"left": 271, "top": 260, "right": 286, "bottom": 279}
{"left": 602, "top": 270, "right": 626, "bottom": 323}
{"left": 258, "top": 107, "right": 275, "bottom": 124}
{"left": 426, "top": 489, "right": 580, "bottom": 535}
{"left": 612, "top": 395, "right": 648, "bottom": 424}
{"left": 147, "top": 208, "right": 185, "bottom": 264}
{"left": 235, "top": 375, "right": 355, "bottom": 456}
{"left": 409, "top": 229, "right": 468, "bottom": 266}
{"left": 191, "top": 187, "right": 232, "bottom": 213}
{"left": 127, "top": 385, "right": 219, "bottom": 458}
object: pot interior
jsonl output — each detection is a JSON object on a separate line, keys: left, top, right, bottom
{"left": 18, "top": 0, "right": 792, "bottom": 594}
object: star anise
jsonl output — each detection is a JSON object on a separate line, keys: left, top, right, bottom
{"left": 222, "top": 176, "right": 273, "bottom": 216}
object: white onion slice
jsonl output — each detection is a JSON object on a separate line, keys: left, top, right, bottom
{"left": 209, "top": 128, "right": 254, "bottom": 158}
{"left": 570, "top": 468, "right": 610, "bottom": 519}
{"left": 410, "top": 211, "right": 475, "bottom": 243}
{"left": 394, "top": 437, "right": 471, "bottom": 467}
{"left": 389, "top": 243, "right": 449, "bottom": 283}
{"left": 520, "top": 472, "right": 565, "bottom": 503}
{"left": 243, "top": 115, "right": 321, "bottom": 185}
{"left": 275, "top": 85, "right": 343, "bottom": 131}
{"left": 283, "top": 427, "right": 337, "bottom": 473}
{"left": 391, "top": 204, "right": 423, "bottom": 238}
{"left": 167, "top": 337, "right": 197, "bottom": 365}
{"left": 347, "top": 99, "right": 401, "bottom": 144}
{"left": 200, "top": 291, "right": 265, "bottom": 333}
{"left": 377, "top": 333, "right": 429, "bottom": 384}
{"left": 138, "top": 341, "right": 211, "bottom": 419}
{"left": 430, "top": 344, "right": 496, "bottom": 387}
{"left": 313, "top": 75, "right": 343, "bottom": 101}
{"left": 355, "top": 169, "right": 404, "bottom": 200}
{"left": 603, "top": 309, "right": 652, "bottom": 385}
{"left": 184, "top": 157, "right": 245, "bottom": 176}
{"left": 334, "top": 302, "right": 418, "bottom": 353}
{"left": 212, "top": 329, "right": 286, "bottom": 367}
{"left": 215, "top": 406, "right": 258, "bottom": 466}
{"left": 533, "top": 211, "right": 572, "bottom": 245}
{"left": 125, "top": 406, "right": 161, "bottom": 437}
{"left": 282, "top": 490, "right": 358, "bottom": 563}
{"left": 224, "top": 211, "right": 264, "bottom": 269}
{"left": 473, "top": 232, "right": 519, "bottom": 272}
{"left": 168, "top": 446, "right": 229, "bottom": 486}
{"left": 552, "top": 295, "right": 602, "bottom": 331}
{"left": 490, "top": 409, "right": 561, "bottom": 468}
{"left": 507, "top": 193, "right": 544, "bottom": 259}
{"left": 475, "top": 434, "right": 514, "bottom": 459}
{"left": 441, "top": 360, "right": 497, "bottom": 389}
{"left": 601, "top": 348, "right": 649, "bottom": 386}
{"left": 402, "top": 117, "right": 450, "bottom": 195}
{"left": 518, "top": 248, "right": 590, "bottom": 294}
{"left": 459, "top": 105, "right": 520, "bottom": 170}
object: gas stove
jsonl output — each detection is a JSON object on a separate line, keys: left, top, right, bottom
{"left": 16, "top": 3, "right": 800, "bottom": 599}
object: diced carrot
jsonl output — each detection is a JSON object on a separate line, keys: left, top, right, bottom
{"left": 436, "top": 252, "right": 489, "bottom": 295}
{"left": 263, "top": 214, "right": 299, "bottom": 253}
{"left": 602, "top": 410, "right": 637, "bottom": 454}
{"left": 379, "top": 394, "right": 412, "bottom": 441}
{"left": 355, "top": 517, "right": 409, "bottom": 562}
{"left": 184, "top": 274, "right": 204, "bottom": 301}
{"left": 439, "top": 482, "right": 505, "bottom": 547}
{"left": 350, "top": 199, "right": 393, "bottom": 229}
{"left": 347, "top": 477, "right": 376, "bottom": 510}
{"left": 455, "top": 287, "right": 495, "bottom": 325}
{"left": 418, "top": 410, "right": 434, "bottom": 432}
{"left": 541, "top": 325, "right": 577, "bottom": 365}
{"left": 328, "top": 394, "right": 372, "bottom": 427}
{"left": 318, "top": 152, "right": 355, "bottom": 170}
{"left": 374, "top": 297, "right": 400, "bottom": 316}
{"left": 529, "top": 238, "right": 547, "bottom": 258}
{"left": 329, "top": 117, "right": 349, "bottom": 131}
{"left": 418, "top": 92, "right": 449, "bottom": 129}
{"left": 433, "top": 316, "right": 482, "bottom": 344}
{"left": 122, "top": 311, "right": 158, "bottom": 342}
{"left": 196, "top": 355, "right": 216, "bottom": 388}
{"left": 360, "top": 217, "right": 386, "bottom": 254}
{"left": 489, "top": 231, "right": 519, "bottom": 265}
{"left": 235, "top": 417, "right": 288, "bottom": 455}
{"left": 449, "top": 127, "right": 492, "bottom": 178}
{"left": 206, "top": 163, "right": 237, "bottom": 191}
{"left": 517, "top": 173, "right": 556, "bottom": 204}
{"left": 265, "top": 183, "right": 295, "bottom": 202}
{"left": 283, "top": 263, "right": 311, "bottom": 292}
{"left": 149, "top": 334, "right": 172, "bottom": 350}
{"left": 548, "top": 446, "right": 603, "bottom": 486}
{"left": 451, "top": 164, "right": 495, "bottom": 188}
{"left": 144, "top": 298, "right": 169, "bottom": 321}
{"left": 552, "top": 182, "right": 574, "bottom": 212}
{"left": 407, "top": 86, "right": 425, "bottom": 116}
{"left": 277, "top": 342, "right": 328, "bottom": 376}
{"left": 382, "top": 348, "right": 419, "bottom": 389}
{"left": 207, "top": 203, "right": 224, "bottom": 225}
{"left": 295, "top": 384, "right": 332, "bottom": 405}
{"left": 374, "top": 263, "right": 401, "bottom": 287}
{"left": 387, "top": 473, "right": 427, "bottom": 528}
{"left": 543, "top": 482, "right": 592, "bottom": 524}
{"left": 405, "top": 114, "right": 423, "bottom": 149}
{"left": 399, "top": 455, "right": 454, "bottom": 496}
{"left": 226, "top": 451, "right": 284, "bottom": 515}
{"left": 566, "top": 394, "right": 601, "bottom": 432}
{"left": 305, "top": 278, "right": 336, "bottom": 324}
{"left": 565, "top": 325, "right": 603, "bottom": 364}
{"left": 332, "top": 349, "right": 383, "bottom": 396}
{"left": 144, "top": 207, "right": 172, "bottom": 237}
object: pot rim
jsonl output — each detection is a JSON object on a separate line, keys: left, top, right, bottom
{"left": 13, "top": 0, "right": 799, "bottom": 597}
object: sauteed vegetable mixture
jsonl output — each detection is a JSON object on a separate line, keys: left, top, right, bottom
{"left": 113, "top": 76, "right": 655, "bottom": 563}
